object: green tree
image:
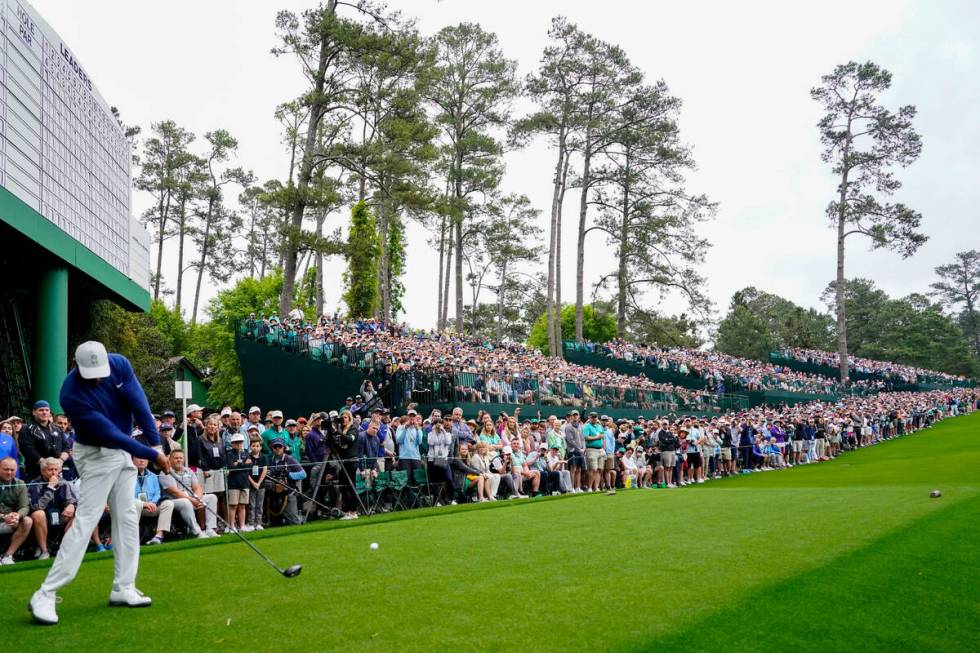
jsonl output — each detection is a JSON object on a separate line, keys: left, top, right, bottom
{"left": 592, "top": 82, "right": 714, "bottom": 336}
{"left": 727, "top": 287, "right": 835, "bottom": 351}
{"left": 193, "top": 272, "right": 287, "bottom": 407}
{"left": 426, "top": 22, "right": 518, "bottom": 333}
{"left": 135, "top": 120, "right": 196, "bottom": 300}
{"left": 930, "top": 250, "right": 980, "bottom": 357}
{"left": 528, "top": 304, "right": 616, "bottom": 352}
{"left": 811, "top": 61, "right": 925, "bottom": 381}
{"left": 715, "top": 303, "right": 775, "bottom": 361}
{"left": 189, "top": 129, "right": 252, "bottom": 324}
{"left": 272, "top": 1, "right": 396, "bottom": 318}
{"left": 342, "top": 201, "right": 381, "bottom": 317}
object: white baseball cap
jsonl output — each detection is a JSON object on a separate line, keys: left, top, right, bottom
{"left": 186, "top": 404, "right": 203, "bottom": 414}
{"left": 248, "top": 406, "right": 261, "bottom": 414}
{"left": 220, "top": 407, "right": 232, "bottom": 417}
{"left": 75, "top": 341, "right": 110, "bottom": 379}
{"left": 230, "top": 433, "right": 245, "bottom": 443}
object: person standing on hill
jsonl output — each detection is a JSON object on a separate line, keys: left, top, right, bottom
{"left": 29, "top": 342, "right": 170, "bottom": 626}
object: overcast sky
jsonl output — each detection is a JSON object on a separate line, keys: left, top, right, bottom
{"left": 32, "top": 0, "right": 980, "bottom": 331}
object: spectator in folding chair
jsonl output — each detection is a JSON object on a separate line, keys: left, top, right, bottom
{"left": 528, "top": 443, "right": 560, "bottom": 495}
{"left": 28, "top": 457, "right": 77, "bottom": 559}
{"left": 469, "top": 441, "right": 500, "bottom": 501}
{"left": 131, "top": 456, "right": 172, "bottom": 545}
{"left": 545, "top": 445, "right": 572, "bottom": 493}
{"left": 449, "top": 443, "right": 484, "bottom": 503}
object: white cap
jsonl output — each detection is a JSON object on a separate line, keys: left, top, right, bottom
{"left": 220, "top": 407, "right": 232, "bottom": 417}
{"left": 248, "top": 406, "right": 261, "bottom": 414}
{"left": 502, "top": 446, "right": 513, "bottom": 454}
{"left": 271, "top": 410, "right": 283, "bottom": 419}
{"left": 186, "top": 404, "right": 203, "bottom": 414}
{"left": 75, "top": 341, "right": 110, "bottom": 379}
{"left": 230, "top": 433, "right": 245, "bottom": 443}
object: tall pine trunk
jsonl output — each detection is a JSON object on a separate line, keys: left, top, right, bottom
{"left": 496, "top": 258, "right": 507, "bottom": 343}
{"left": 443, "top": 235, "right": 453, "bottom": 331}
{"left": 436, "top": 212, "right": 446, "bottom": 331}
{"left": 191, "top": 225, "right": 211, "bottom": 325}
{"left": 616, "top": 184, "right": 629, "bottom": 337}
{"left": 315, "top": 211, "right": 326, "bottom": 315}
{"left": 545, "top": 141, "right": 566, "bottom": 356}
{"left": 280, "top": 0, "right": 336, "bottom": 317}
{"left": 175, "top": 199, "right": 188, "bottom": 315}
{"left": 575, "top": 138, "right": 593, "bottom": 342}
{"left": 834, "top": 124, "right": 853, "bottom": 383}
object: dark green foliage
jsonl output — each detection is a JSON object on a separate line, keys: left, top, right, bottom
{"left": 822, "top": 279, "right": 977, "bottom": 377}
{"left": 193, "top": 271, "right": 289, "bottom": 407}
{"left": 528, "top": 304, "right": 617, "bottom": 352}
{"left": 342, "top": 201, "right": 381, "bottom": 318}
{"left": 715, "top": 303, "right": 775, "bottom": 361}
{"left": 716, "top": 287, "right": 834, "bottom": 359}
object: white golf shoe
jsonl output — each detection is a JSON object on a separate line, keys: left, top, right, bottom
{"left": 109, "top": 587, "right": 152, "bottom": 607}
{"left": 29, "top": 590, "right": 59, "bottom": 625}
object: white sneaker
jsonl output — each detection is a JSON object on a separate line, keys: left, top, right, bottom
{"left": 254, "top": 524, "right": 264, "bottom": 531}
{"left": 38, "top": 551, "right": 51, "bottom": 560}
{"left": 195, "top": 530, "right": 209, "bottom": 539}
{"left": 450, "top": 500, "right": 457, "bottom": 505}
{"left": 29, "top": 590, "right": 59, "bottom": 624}
{"left": 241, "top": 525, "right": 254, "bottom": 532}
{"left": 205, "top": 530, "right": 220, "bottom": 538}
{"left": 0, "top": 555, "right": 14, "bottom": 565}
{"left": 109, "top": 587, "right": 152, "bottom": 608}
{"left": 697, "top": 479, "right": 705, "bottom": 484}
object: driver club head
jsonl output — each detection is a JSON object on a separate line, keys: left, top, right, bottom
{"left": 282, "top": 565, "right": 303, "bottom": 578}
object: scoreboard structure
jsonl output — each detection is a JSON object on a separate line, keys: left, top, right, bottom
{"left": 0, "top": 0, "right": 150, "bottom": 414}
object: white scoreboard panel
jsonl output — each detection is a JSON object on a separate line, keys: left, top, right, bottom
{"left": 0, "top": 0, "right": 148, "bottom": 290}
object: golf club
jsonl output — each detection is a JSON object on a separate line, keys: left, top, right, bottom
{"left": 169, "top": 472, "right": 302, "bottom": 578}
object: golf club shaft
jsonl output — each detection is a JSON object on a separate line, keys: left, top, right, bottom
{"left": 169, "top": 472, "right": 289, "bottom": 576}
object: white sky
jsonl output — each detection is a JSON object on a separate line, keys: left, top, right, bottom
{"left": 32, "top": 0, "right": 980, "bottom": 331}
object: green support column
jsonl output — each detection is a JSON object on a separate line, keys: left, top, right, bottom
{"left": 33, "top": 267, "right": 69, "bottom": 413}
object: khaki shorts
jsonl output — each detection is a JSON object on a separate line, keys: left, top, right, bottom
{"left": 791, "top": 441, "right": 803, "bottom": 452}
{"left": 603, "top": 455, "right": 616, "bottom": 471}
{"left": 720, "top": 448, "right": 732, "bottom": 461}
{"left": 585, "top": 448, "right": 605, "bottom": 470}
{"left": 228, "top": 488, "right": 250, "bottom": 504}
{"left": 661, "top": 451, "right": 677, "bottom": 467}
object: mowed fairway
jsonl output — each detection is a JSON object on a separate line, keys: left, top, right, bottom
{"left": 3, "top": 414, "right": 979, "bottom": 652}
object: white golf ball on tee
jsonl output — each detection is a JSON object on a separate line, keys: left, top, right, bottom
{"left": 370, "top": 542, "right": 379, "bottom": 550}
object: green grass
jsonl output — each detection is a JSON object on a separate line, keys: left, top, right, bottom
{"left": 3, "top": 414, "right": 978, "bottom": 652}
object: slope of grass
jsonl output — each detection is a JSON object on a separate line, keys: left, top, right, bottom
{"left": 2, "top": 413, "right": 977, "bottom": 652}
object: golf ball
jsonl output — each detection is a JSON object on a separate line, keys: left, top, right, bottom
{"left": 370, "top": 542, "right": 379, "bottom": 550}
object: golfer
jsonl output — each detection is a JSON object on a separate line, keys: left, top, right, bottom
{"left": 29, "top": 341, "right": 170, "bottom": 625}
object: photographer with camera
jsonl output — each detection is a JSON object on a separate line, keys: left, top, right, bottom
{"left": 330, "top": 411, "right": 359, "bottom": 520}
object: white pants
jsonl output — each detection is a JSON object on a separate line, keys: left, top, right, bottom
{"left": 150, "top": 498, "right": 206, "bottom": 533}
{"left": 41, "top": 443, "right": 139, "bottom": 593}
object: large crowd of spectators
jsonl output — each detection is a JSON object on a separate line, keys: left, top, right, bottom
{"left": 777, "top": 347, "right": 972, "bottom": 385}
{"left": 580, "top": 340, "right": 889, "bottom": 395}
{"left": 242, "top": 314, "right": 738, "bottom": 412}
{"left": 2, "top": 381, "right": 973, "bottom": 565}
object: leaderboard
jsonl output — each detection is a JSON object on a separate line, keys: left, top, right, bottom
{"left": 0, "top": 0, "right": 148, "bottom": 289}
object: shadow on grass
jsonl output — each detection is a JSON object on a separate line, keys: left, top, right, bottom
{"left": 618, "top": 493, "right": 980, "bottom": 653}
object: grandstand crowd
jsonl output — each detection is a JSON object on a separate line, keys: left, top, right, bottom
{"left": 1, "top": 311, "right": 975, "bottom": 565}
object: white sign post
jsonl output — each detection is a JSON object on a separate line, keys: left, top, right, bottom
{"left": 175, "top": 380, "right": 192, "bottom": 450}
